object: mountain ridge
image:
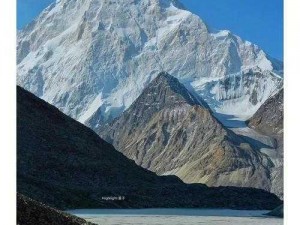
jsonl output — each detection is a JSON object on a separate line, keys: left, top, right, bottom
{"left": 99, "top": 72, "right": 277, "bottom": 193}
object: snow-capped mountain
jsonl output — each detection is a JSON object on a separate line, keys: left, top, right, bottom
{"left": 17, "top": 0, "right": 283, "bottom": 129}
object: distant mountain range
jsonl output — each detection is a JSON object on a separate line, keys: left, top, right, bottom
{"left": 17, "top": 86, "right": 282, "bottom": 210}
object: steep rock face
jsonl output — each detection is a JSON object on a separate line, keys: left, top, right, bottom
{"left": 248, "top": 89, "right": 283, "bottom": 198}
{"left": 17, "top": 0, "right": 283, "bottom": 129}
{"left": 248, "top": 89, "right": 283, "bottom": 135}
{"left": 17, "top": 86, "right": 282, "bottom": 210}
{"left": 17, "top": 194, "right": 95, "bottom": 225}
{"left": 99, "top": 73, "right": 274, "bottom": 191}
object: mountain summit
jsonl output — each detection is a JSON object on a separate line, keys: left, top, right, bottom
{"left": 17, "top": 0, "right": 283, "bottom": 129}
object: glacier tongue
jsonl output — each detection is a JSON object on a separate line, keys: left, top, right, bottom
{"left": 17, "top": 0, "right": 283, "bottom": 129}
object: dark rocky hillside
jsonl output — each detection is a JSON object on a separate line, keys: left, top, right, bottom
{"left": 17, "top": 86, "right": 282, "bottom": 210}
{"left": 17, "top": 194, "right": 95, "bottom": 225}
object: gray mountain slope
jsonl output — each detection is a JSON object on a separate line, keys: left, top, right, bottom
{"left": 17, "top": 85, "right": 282, "bottom": 210}
{"left": 248, "top": 89, "right": 283, "bottom": 198}
{"left": 248, "top": 89, "right": 283, "bottom": 135}
{"left": 99, "top": 72, "right": 276, "bottom": 192}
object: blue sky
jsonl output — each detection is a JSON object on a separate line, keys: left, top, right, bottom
{"left": 17, "top": 0, "right": 283, "bottom": 60}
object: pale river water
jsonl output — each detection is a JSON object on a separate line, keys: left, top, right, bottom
{"left": 67, "top": 208, "right": 283, "bottom": 225}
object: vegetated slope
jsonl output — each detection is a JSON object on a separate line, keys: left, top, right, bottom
{"left": 17, "top": 86, "right": 281, "bottom": 210}
{"left": 99, "top": 72, "right": 275, "bottom": 192}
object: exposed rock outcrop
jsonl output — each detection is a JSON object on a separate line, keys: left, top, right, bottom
{"left": 248, "top": 89, "right": 283, "bottom": 135}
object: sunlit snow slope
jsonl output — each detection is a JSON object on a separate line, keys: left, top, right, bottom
{"left": 17, "top": 0, "right": 283, "bottom": 129}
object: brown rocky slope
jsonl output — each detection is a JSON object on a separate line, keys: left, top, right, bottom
{"left": 99, "top": 72, "right": 275, "bottom": 192}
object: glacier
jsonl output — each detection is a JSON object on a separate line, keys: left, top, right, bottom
{"left": 17, "top": 0, "right": 283, "bottom": 129}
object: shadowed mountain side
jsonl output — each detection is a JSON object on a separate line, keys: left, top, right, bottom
{"left": 266, "top": 204, "right": 283, "bottom": 218}
{"left": 17, "top": 86, "right": 281, "bottom": 210}
{"left": 17, "top": 194, "right": 96, "bottom": 225}
{"left": 99, "top": 73, "right": 275, "bottom": 192}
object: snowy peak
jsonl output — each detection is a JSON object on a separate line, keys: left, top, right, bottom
{"left": 17, "top": 0, "right": 283, "bottom": 130}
